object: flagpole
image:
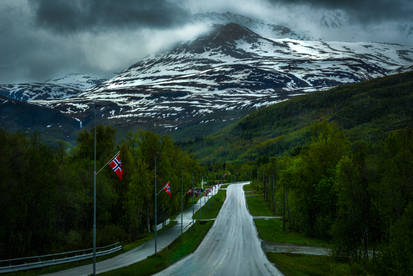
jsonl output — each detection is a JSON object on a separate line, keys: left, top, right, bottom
{"left": 192, "top": 172, "right": 194, "bottom": 225}
{"left": 93, "top": 100, "right": 97, "bottom": 275}
{"left": 200, "top": 175, "right": 202, "bottom": 220}
{"left": 154, "top": 154, "right": 158, "bottom": 255}
{"left": 181, "top": 169, "right": 183, "bottom": 234}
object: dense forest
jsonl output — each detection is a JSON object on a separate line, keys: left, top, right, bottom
{"left": 246, "top": 121, "right": 413, "bottom": 275}
{"left": 0, "top": 126, "right": 228, "bottom": 259}
{"left": 182, "top": 71, "right": 413, "bottom": 274}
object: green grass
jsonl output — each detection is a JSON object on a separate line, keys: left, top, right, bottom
{"left": 101, "top": 221, "right": 213, "bottom": 276}
{"left": 245, "top": 192, "right": 274, "bottom": 217}
{"left": 244, "top": 187, "right": 329, "bottom": 247}
{"left": 193, "top": 190, "right": 226, "bottom": 219}
{"left": 220, "top": 184, "right": 228, "bottom": 188}
{"left": 255, "top": 219, "right": 330, "bottom": 247}
{"left": 6, "top": 222, "right": 178, "bottom": 276}
{"left": 267, "top": 253, "right": 356, "bottom": 276}
{"left": 243, "top": 183, "right": 254, "bottom": 191}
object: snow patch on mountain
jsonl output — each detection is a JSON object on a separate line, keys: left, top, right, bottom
{"left": 4, "top": 23, "right": 413, "bottom": 133}
{"left": 46, "top": 73, "right": 107, "bottom": 91}
{"left": 0, "top": 83, "right": 81, "bottom": 101}
{"left": 0, "top": 74, "right": 107, "bottom": 102}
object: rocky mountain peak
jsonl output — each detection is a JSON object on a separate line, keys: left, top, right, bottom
{"left": 180, "top": 23, "right": 262, "bottom": 54}
{"left": 207, "top": 23, "right": 260, "bottom": 43}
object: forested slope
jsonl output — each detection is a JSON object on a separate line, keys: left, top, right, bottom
{"left": 182, "top": 71, "right": 413, "bottom": 162}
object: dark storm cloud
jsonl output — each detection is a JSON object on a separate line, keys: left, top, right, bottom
{"left": 0, "top": 0, "right": 204, "bottom": 83}
{"left": 267, "top": 0, "right": 413, "bottom": 23}
{"left": 29, "top": 0, "right": 190, "bottom": 33}
{"left": 0, "top": 1, "right": 99, "bottom": 83}
{"left": 1, "top": 0, "right": 412, "bottom": 83}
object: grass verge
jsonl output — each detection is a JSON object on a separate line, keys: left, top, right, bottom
{"left": 267, "top": 253, "right": 357, "bottom": 276}
{"left": 245, "top": 192, "right": 274, "bottom": 217}
{"left": 6, "top": 222, "right": 178, "bottom": 276}
{"left": 193, "top": 190, "right": 226, "bottom": 219}
{"left": 243, "top": 183, "right": 254, "bottom": 191}
{"left": 244, "top": 186, "right": 329, "bottom": 247}
{"left": 101, "top": 221, "right": 213, "bottom": 276}
{"left": 255, "top": 219, "right": 329, "bottom": 247}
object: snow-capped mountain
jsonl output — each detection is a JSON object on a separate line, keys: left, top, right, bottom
{"left": 46, "top": 73, "right": 107, "bottom": 91}
{"left": 0, "top": 83, "right": 80, "bottom": 101}
{"left": 320, "top": 10, "right": 346, "bottom": 29}
{"left": 2, "top": 23, "right": 413, "bottom": 138}
{"left": 0, "top": 74, "right": 106, "bottom": 101}
{"left": 29, "top": 23, "right": 412, "bottom": 134}
{"left": 192, "top": 11, "right": 308, "bottom": 40}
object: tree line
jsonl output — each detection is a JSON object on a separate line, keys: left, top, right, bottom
{"left": 0, "top": 126, "right": 209, "bottom": 259}
{"left": 249, "top": 121, "right": 413, "bottom": 275}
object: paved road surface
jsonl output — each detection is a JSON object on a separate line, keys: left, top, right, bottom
{"left": 156, "top": 182, "right": 282, "bottom": 276}
{"left": 43, "top": 186, "right": 220, "bottom": 276}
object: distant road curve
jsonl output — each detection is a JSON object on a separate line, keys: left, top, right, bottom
{"left": 156, "top": 182, "right": 282, "bottom": 276}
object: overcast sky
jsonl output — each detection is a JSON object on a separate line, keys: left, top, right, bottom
{"left": 1, "top": 0, "right": 412, "bottom": 83}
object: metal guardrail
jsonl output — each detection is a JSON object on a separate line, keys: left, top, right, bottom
{"left": 0, "top": 242, "right": 122, "bottom": 273}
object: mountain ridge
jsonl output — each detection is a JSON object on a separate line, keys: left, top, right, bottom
{"left": 0, "top": 95, "right": 79, "bottom": 142}
{"left": 180, "top": 70, "right": 413, "bottom": 162}
{"left": 0, "top": 22, "right": 412, "bottom": 142}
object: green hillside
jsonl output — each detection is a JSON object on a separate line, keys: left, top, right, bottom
{"left": 182, "top": 71, "right": 413, "bottom": 162}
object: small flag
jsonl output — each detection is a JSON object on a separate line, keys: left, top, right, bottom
{"left": 163, "top": 181, "right": 171, "bottom": 197}
{"left": 109, "top": 153, "right": 123, "bottom": 180}
{"left": 187, "top": 188, "right": 193, "bottom": 195}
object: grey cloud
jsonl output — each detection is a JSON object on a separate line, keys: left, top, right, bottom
{"left": 0, "top": 0, "right": 205, "bottom": 83}
{"left": 0, "top": 2, "right": 96, "bottom": 83}
{"left": 29, "top": 0, "right": 190, "bottom": 33}
{"left": 1, "top": 0, "right": 412, "bottom": 83}
{"left": 266, "top": 0, "right": 413, "bottom": 23}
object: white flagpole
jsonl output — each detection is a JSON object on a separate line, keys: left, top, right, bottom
{"left": 181, "top": 169, "right": 183, "bottom": 234}
{"left": 93, "top": 101, "right": 97, "bottom": 275}
{"left": 154, "top": 154, "right": 158, "bottom": 255}
{"left": 192, "top": 172, "right": 194, "bottom": 225}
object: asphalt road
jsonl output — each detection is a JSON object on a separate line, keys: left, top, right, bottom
{"left": 43, "top": 186, "right": 220, "bottom": 276}
{"left": 156, "top": 182, "right": 282, "bottom": 276}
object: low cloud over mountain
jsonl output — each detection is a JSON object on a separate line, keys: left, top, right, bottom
{"left": 1, "top": 0, "right": 412, "bottom": 83}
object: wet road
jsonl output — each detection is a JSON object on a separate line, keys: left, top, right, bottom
{"left": 156, "top": 182, "right": 282, "bottom": 276}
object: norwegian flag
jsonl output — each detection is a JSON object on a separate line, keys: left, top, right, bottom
{"left": 109, "top": 153, "right": 123, "bottom": 180}
{"left": 163, "top": 181, "right": 171, "bottom": 198}
{"left": 187, "top": 188, "right": 193, "bottom": 195}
